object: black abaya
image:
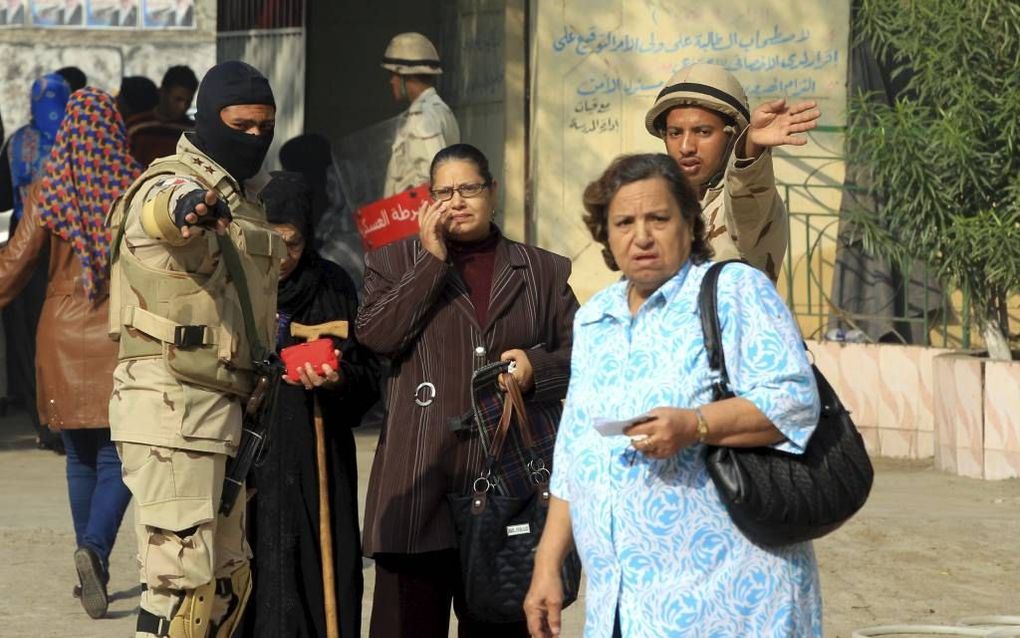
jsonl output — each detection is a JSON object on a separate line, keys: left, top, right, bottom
{"left": 242, "top": 252, "right": 380, "bottom": 638}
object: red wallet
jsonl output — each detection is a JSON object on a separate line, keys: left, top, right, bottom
{"left": 280, "top": 338, "right": 340, "bottom": 382}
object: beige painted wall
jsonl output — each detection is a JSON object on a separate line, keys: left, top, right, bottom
{"left": 527, "top": 0, "right": 850, "bottom": 303}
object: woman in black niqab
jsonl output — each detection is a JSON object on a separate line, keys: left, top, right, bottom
{"left": 241, "top": 172, "right": 379, "bottom": 638}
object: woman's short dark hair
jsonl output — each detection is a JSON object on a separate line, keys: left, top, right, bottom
{"left": 429, "top": 143, "right": 493, "bottom": 185}
{"left": 582, "top": 153, "right": 712, "bottom": 271}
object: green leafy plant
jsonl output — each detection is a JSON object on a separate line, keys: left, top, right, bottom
{"left": 846, "top": 0, "right": 1020, "bottom": 359}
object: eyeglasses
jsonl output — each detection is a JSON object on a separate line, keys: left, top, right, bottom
{"left": 429, "top": 182, "right": 490, "bottom": 201}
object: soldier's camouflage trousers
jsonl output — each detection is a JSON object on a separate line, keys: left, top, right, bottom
{"left": 118, "top": 443, "right": 251, "bottom": 637}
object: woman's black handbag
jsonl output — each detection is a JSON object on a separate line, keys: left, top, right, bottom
{"left": 447, "top": 372, "right": 582, "bottom": 623}
{"left": 699, "top": 261, "right": 874, "bottom": 546}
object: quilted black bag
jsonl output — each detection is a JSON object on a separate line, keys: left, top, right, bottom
{"left": 699, "top": 261, "right": 874, "bottom": 546}
{"left": 448, "top": 372, "right": 582, "bottom": 623}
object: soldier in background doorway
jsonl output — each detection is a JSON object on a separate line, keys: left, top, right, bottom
{"left": 382, "top": 32, "right": 460, "bottom": 197}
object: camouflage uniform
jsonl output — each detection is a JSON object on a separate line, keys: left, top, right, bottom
{"left": 383, "top": 87, "right": 460, "bottom": 197}
{"left": 700, "top": 128, "right": 788, "bottom": 282}
{"left": 645, "top": 63, "right": 790, "bottom": 283}
{"left": 108, "top": 134, "right": 281, "bottom": 637}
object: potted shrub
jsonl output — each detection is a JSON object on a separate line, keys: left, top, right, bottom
{"left": 845, "top": 0, "right": 1020, "bottom": 361}
{"left": 844, "top": 0, "right": 1020, "bottom": 478}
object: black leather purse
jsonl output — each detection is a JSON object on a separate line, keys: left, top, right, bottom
{"left": 699, "top": 261, "right": 874, "bottom": 546}
{"left": 447, "top": 373, "right": 582, "bottom": 623}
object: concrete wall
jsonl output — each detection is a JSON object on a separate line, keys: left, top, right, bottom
{"left": 0, "top": 0, "right": 216, "bottom": 134}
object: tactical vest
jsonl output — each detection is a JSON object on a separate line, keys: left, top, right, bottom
{"left": 107, "top": 151, "right": 283, "bottom": 397}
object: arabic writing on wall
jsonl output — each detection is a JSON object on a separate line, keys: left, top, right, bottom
{"left": 554, "top": 24, "right": 836, "bottom": 101}
{"left": 568, "top": 97, "right": 619, "bottom": 135}
{"left": 553, "top": 24, "right": 814, "bottom": 55}
{"left": 575, "top": 74, "right": 818, "bottom": 98}
{"left": 449, "top": 16, "right": 504, "bottom": 101}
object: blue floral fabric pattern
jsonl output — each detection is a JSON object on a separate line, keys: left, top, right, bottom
{"left": 550, "top": 260, "right": 822, "bottom": 637}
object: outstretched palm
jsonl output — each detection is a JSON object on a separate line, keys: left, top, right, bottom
{"left": 747, "top": 99, "right": 821, "bottom": 152}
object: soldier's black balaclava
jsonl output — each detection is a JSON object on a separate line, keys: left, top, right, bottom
{"left": 193, "top": 61, "right": 275, "bottom": 182}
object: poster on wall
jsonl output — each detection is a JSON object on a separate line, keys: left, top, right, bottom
{"left": 86, "top": 0, "right": 138, "bottom": 27}
{"left": 141, "top": 0, "right": 192, "bottom": 28}
{"left": 0, "top": 0, "right": 27, "bottom": 26}
{"left": 29, "top": 0, "right": 84, "bottom": 26}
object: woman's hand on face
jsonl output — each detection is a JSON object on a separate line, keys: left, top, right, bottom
{"left": 281, "top": 350, "right": 343, "bottom": 391}
{"left": 524, "top": 564, "right": 565, "bottom": 637}
{"left": 500, "top": 349, "right": 535, "bottom": 393}
{"left": 624, "top": 407, "right": 697, "bottom": 459}
{"left": 418, "top": 198, "right": 450, "bottom": 262}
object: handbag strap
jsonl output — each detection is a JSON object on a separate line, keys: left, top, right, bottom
{"left": 487, "top": 373, "right": 538, "bottom": 463}
{"left": 698, "top": 260, "right": 743, "bottom": 400}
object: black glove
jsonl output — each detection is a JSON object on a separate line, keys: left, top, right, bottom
{"left": 173, "top": 189, "right": 232, "bottom": 229}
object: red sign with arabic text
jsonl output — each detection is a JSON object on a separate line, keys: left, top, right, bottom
{"left": 356, "top": 184, "right": 430, "bottom": 251}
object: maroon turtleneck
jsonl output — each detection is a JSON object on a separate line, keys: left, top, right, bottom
{"left": 448, "top": 228, "right": 500, "bottom": 327}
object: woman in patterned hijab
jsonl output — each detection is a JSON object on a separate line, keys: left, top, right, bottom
{"left": 0, "top": 87, "right": 141, "bottom": 620}
{"left": 36, "top": 87, "right": 142, "bottom": 300}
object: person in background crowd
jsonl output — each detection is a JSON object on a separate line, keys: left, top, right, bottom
{"left": 125, "top": 65, "right": 198, "bottom": 166}
{"left": 55, "top": 66, "right": 87, "bottom": 92}
{"left": 242, "top": 171, "right": 379, "bottom": 638}
{"left": 358, "top": 143, "right": 578, "bottom": 638}
{"left": 4, "top": 74, "right": 71, "bottom": 226}
{"left": 116, "top": 76, "right": 160, "bottom": 122}
{"left": 280, "top": 133, "right": 335, "bottom": 232}
{"left": 108, "top": 60, "right": 279, "bottom": 638}
{"left": 0, "top": 87, "right": 140, "bottom": 620}
{"left": 381, "top": 32, "right": 460, "bottom": 197}
{"left": 0, "top": 73, "right": 71, "bottom": 453}
{"left": 279, "top": 133, "right": 364, "bottom": 283}
{"left": 155, "top": 64, "right": 198, "bottom": 125}
{"left": 644, "top": 63, "right": 820, "bottom": 282}
{"left": 524, "top": 153, "right": 822, "bottom": 637}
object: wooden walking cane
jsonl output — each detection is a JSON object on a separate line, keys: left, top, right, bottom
{"left": 290, "top": 320, "right": 349, "bottom": 638}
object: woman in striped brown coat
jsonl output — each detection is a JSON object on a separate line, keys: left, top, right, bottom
{"left": 357, "top": 144, "right": 579, "bottom": 638}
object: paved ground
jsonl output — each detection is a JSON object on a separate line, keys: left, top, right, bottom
{"left": 1, "top": 409, "right": 1017, "bottom": 637}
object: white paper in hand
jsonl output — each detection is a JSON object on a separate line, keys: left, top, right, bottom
{"left": 593, "top": 413, "right": 654, "bottom": 437}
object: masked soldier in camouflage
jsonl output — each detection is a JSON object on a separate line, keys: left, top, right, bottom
{"left": 107, "top": 61, "right": 283, "bottom": 638}
{"left": 645, "top": 63, "right": 821, "bottom": 282}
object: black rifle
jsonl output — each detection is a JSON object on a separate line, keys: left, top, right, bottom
{"left": 215, "top": 232, "right": 281, "bottom": 516}
{"left": 219, "top": 354, "right": 283, "bottom": 516}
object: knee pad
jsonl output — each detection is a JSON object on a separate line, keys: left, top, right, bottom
{"left": 166, "top": 579, "right": 216, "bottom": 638}
{"left": 210, "top": 563, "right": 252, "bottom": 638}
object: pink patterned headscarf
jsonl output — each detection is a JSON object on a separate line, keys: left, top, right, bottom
{"left": 35, "top": 88, "right": 142, "bottom": 301}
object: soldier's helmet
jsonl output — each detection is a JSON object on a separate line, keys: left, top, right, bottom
{"left": 645, "top": 63, "right": 750, "bottom": 137}
{"left": 381, "top": 33, "right": 443, "bottom": 76}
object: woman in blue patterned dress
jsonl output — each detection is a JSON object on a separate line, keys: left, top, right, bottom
{"left": 524, "top": 154, "right": 822, "bottom": 637}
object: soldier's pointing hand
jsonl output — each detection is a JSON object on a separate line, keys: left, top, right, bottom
{"left": 177, "top": 189, "right": 232, "bottom": 238}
